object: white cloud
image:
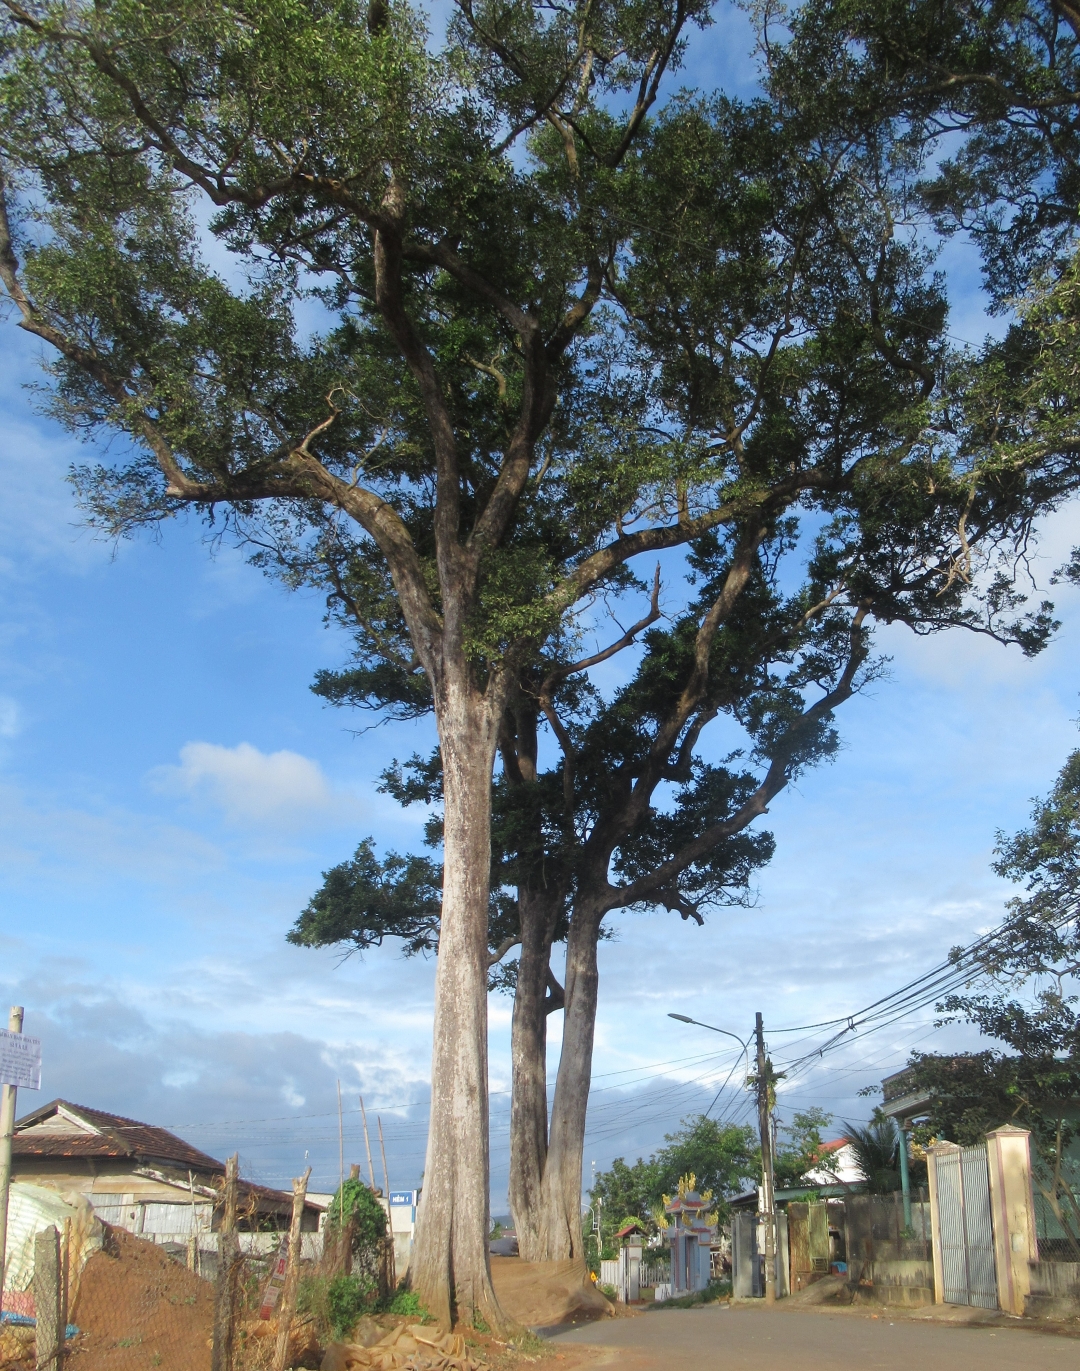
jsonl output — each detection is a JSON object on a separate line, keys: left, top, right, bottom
{"left": 151, "top": 741, "right": 354, "bottom": 827}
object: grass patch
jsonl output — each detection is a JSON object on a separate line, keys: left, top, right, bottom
{"left": 645, "top": 1279, "right": 731, "bottom": 1311}
{"left": 508, "top": 1330, "right": 547, "bottom": 1354}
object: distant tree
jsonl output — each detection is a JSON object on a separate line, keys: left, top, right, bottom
{"left": 773, "top": 1108, "right": 833, "bottom": 1190}
{"left": 585, "top": 1113, "right": 756, "bottom": 1255}
{"left": 902, "top": 744, "right": 1080, "bottom": 1251}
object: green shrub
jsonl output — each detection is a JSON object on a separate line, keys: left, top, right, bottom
{"left": 385, "top": 1289, "right": 430, "bottom": 1320}
{"left": 645, "top": 1278, "right": 731, "bottom": 1311}
{"left": 327, "top": 1273, "right": 376, "bottom": 1339}
{"left": 324, "top": 1181, "right": 388, "bottom": 1289}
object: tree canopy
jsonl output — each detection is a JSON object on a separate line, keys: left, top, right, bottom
{"left": 7, "top": 0, "right": 1080, "bottom": 1320}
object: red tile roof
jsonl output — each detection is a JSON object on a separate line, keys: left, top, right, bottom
{"left": 14, "top": 1099, "right": 226, "bottom": 1173}
{"left": 14, "top": 1100, "right": 321, "bottom": 1216}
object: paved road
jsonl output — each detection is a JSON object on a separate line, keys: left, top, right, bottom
{"left": 548, "top": 1303, "right": 1079, "bottom": 1370}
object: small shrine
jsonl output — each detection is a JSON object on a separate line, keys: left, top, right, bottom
{"left": 612, "top": 1220, "right": 645, "bottom": 1302}
{"left": 662, "top": 1174, "right": 717, "bottom": 1294}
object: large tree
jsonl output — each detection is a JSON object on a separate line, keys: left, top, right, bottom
{"left": 0, "top": 0, "right": 721, "bottom": 1326}
{"left": 6, "top": 0, "right": 1080, "bottom": 1321}
{"left": 290, "top": 73, "right": 1080, "bottom": 1262}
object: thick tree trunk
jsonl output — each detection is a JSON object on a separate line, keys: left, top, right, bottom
{"left": 533, "top": 904, "right": 603, "bottom": 1261}
{"left": 508, "top": 889, "right": 561, "bottom": 1260}
{"left": 409, "top": 687, "right": 507, "bottom": 1332}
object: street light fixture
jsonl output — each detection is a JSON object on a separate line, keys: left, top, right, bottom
{"left": 668, "top": 1009, "right": 777, "bottom": 1303}
{"left": 666, "top": 1013, "right": 750, "bottom": 1061}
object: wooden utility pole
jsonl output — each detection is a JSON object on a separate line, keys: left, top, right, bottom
{"left": 271, "top": 1167, "right": 310, "bottom": 1371}
{"left": 755, "top": 1013, "right": 777, "bottom": 1304}
{"left": 212, "top": 1153, "right": 241, "bottom": 1371}
{"left": 0, "top": 1005, "right": 24, "bottom": 1299}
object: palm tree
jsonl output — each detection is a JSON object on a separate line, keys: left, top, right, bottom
{"left": 842, "top": 1113, "right": 901, "bottom": 1194}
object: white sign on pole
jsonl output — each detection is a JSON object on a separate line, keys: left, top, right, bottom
{"left": 0, "top": 1030, "right": 41, "bottom": 1089}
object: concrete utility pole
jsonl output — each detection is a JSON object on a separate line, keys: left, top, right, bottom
{"left": 0, "top": 1005, "right": 25, "bottom": 1302}
{"left": 755, "top": 1012, "right": 777, "bottom": 1304}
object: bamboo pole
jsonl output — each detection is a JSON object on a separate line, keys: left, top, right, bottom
{"left": 271, "top": 1168, "right": 311, "bottom": 1371}
{"left": 359, "top": 1097, "right": 376, "bottom": 1191}
{"left": 336, "top": 1082, "right": 344, "bottom": 1227}
{"left": 378, "top": 1117, "right": 396, "bottom": 1292}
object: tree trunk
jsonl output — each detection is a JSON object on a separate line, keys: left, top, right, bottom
{"left": 408, "top": 685, "right": 507, "bottom": 1332}
{"left": 533, "top": 904, "right": 604, "bottom": 1261}
{"left": 508, "top": 888, "right": 561, "bottom": 1260}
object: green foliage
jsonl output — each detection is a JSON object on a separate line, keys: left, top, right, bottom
{"left": 646, "top": 1279, "right": 730, "bottom": 1310}
{"left": 508, "top": 1330, "right": 546, "bottom": 1354}
{"left": 288, "top": 839, "right": 443, "bottom": 957}
{"left": 772, "top": 1108, "right": 834, "bottom": 1190}
{"left": 385, "top": 1288, "right": 430, "bottom": 1320}
{"left": 328, "top": 1274, "right": 375, "bottom": 1341}
{"left": 894, "top": 740, "right": 1080, "bottom": 1248}
{"left": 841, "top": 1111, "right": 901, "bottom": 1194}
{"left": 585, "top": 1114, "right": 756, "bottom": 1252}
{"left": 325, "top": 1180, "right": 388, "bottom": 1289}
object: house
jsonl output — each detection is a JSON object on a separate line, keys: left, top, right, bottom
{"left": 728, "top": 1136, "right": 867, "bottom": 1211}
{"left": 802, "top": 1137, "right": 864, "bottom": 1188}
{"left": 10, "top": 1099, "right": 321, "bottom": 1254}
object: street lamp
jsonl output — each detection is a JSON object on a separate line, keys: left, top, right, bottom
{"left": 667, "top": 1013, "right": 751, "bottom": 1069}
{"left": 668, "top": 1011, "right": 777, "bottom": 1303}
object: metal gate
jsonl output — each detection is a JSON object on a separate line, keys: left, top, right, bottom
{"left": 932, "top": 1143, "right": 998, "bottom": 1309}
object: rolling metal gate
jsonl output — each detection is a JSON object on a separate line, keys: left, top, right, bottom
{"left": 932, "top": 1143, "right": 998, "bottom": 1309}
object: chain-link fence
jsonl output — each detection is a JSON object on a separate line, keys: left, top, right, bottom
{"left": 0, "top": 1172, "right": 479, "bottom": 1371}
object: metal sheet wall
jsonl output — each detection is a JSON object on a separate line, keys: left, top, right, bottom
{"left": 933, "top": 1144, "right": 998, "bottom": 1309}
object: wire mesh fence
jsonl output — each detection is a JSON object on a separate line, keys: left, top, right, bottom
{"left": 0, "top": 1214, "right": 418, "bottom": 1371}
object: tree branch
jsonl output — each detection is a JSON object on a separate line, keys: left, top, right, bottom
{"left": 601, "top": 603, "right": 872, "bottom": 914}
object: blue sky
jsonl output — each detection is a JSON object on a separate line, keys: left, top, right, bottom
{"left": 1, "top": 4, "right": 1078, "bottom": 1212}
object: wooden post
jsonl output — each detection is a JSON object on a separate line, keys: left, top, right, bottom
{"left": 0, "top": 1005, "right": 25, "bottom": 1304}
{"left": 212, "top": 1153, "right": 240, "bottom": 1371}
{"left": 378, "top": 1117, "right": 396, "bottom": 1292}
{"left": 33, "top": 1225, "right": 61, "bottom": 1371}
{"left": 60, "top": 1218, "right": 70, "bottom": 1369}
{"left": 272, "top": 1168, "right": 311, "bottom": 1371}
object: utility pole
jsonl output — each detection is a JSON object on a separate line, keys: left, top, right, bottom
{"left": 0, "top": 1005, "right": 25, "bottom": 1300}
{"left": 754, "top": 1012, "right": 777, "bottom": 1304}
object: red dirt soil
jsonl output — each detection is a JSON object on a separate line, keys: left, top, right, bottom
{"left": 67, "top": 1227, "right": 213, "bottom": 1371}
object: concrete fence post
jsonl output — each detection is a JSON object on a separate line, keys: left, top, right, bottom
{"left": 33, "top": 1225, "right": 62, "bottom": 1371}
{"left": 986, "top": 1125, "right": 1037, "bottom": 1316}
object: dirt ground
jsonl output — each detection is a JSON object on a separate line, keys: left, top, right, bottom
{"left": 67, "top": 1227, "right": 214, "bottom": 1371}
{"left": 44, "top": 1236, "right": 610, "bottom": 1371}
{"left": 489, "top": 1259, "right": 612, "bottom": 1330}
